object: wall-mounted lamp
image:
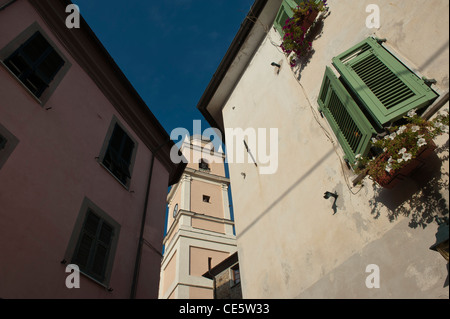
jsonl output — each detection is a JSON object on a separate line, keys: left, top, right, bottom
{"left": 323, "top": 191, "right": 338, "bottom": 215}
{"left": 271, "top": 62, "right": 281, "bottom": 68}
{"left": 323, "top": 191, "right": 338, "bottom": 200}
{"left": 429, "top": 216, "right": 449, "bottom": 262}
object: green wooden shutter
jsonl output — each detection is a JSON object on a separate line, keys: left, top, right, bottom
{"left": 332, "top": 37, "right": 438, "bottom": 127}
{"left": 318, "top": 67, "right": 377, "bottom": 163}
{"left": 274, "top": 0, "right": 298, "bottom": 35}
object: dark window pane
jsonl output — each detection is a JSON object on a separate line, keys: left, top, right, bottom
{"left": 103, "top": 124, "right": 135, "bottom": 184}
{"left": 121, "top": 136, "right": 134, "bottom": 164}
{"left": 21, "top": 33, "right": 49, "bottom": 63}
{"left": 36, "top": 50, "right": 64, "bottom": 81}
{"left": 24, "top": 72, "right": 47, "bottom": 97}
{"left": 0, "top": 135, "right": 6, "bottom": 150}
{"left": 109, "top": 125, "right": 125, "bottom": 151}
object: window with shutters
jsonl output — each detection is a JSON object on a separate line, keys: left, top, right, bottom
{"left": 0, "top": 23, "right": 71, "bottom": 104}
{"left": 66, "top": 197, "right": 120, "bottom": 287}
{"left": 99, "top": 117, "right": 138, "bottom": 189}
{"left": 72, "top": 209, "right": 115, "bottom": 283}
{"left": 318, "top": 37, "right": 439, "bottom": 164}
{"left": 3, "top": 31, "right": 65, "bottom": 99}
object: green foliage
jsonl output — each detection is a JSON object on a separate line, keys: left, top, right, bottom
{"left": 280, "top": 0, "right": 328, "bottom": 67}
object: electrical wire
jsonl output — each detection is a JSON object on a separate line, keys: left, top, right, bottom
{"left": 244, "top": 9, "right": 365, "bottom": 195}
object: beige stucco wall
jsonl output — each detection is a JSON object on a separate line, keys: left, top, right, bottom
{"left": 222, "top": 0, "right": 449, "bottom": 298}
{"left": 191, "top": 179, "right": 225, "bottom": 218}
{"left": 161, "top": 251, "right": 177, "bottom": 295}
{"left": 189, "top": 246, "right": 230, "bottom": 277}
{"left": 189, "top": 286, "right": 213, "bottom": 299}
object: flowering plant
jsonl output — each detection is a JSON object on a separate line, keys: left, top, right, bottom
{"left": 354, "top": 108, "right": 449, "bottom": 185}
{"left": 280, "top": 0, "right": 328, "bottom": 67}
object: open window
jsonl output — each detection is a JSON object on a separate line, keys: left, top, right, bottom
{"left": 199, "top": 158, "right": 210, "bottom": 171}
{"left": 0, "top": 24, "right": 71, "bottom": 104}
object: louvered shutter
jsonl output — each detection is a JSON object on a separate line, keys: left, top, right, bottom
{"left": 318, "top": 67, "right": 376, "bottom": 163}
{"left": 72, "top": 210, "right": 114, "bottom": 283}
{"left": 91, "top": 222, "right": 113, "bottom": 280}
{"left": 332, "top": 37, "right": 438, "bottom": 127}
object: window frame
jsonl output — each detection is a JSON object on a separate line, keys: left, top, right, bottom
{"left": 98, "top": 116, "right": 138, "bottom": 190}
{"left": 230, "top": 264, "right": 241, "bottom": 286}
{"left": 0, "top": 122, "right": 19, "bottom": 171}
{"left": 0, "top": 22, "right": 71, "bottom": 105}
{"left": 199, "top": 158, "right": 210, "bottom": 171}
{"left": 64, "top": 197, "right": 120, "bottom": 288}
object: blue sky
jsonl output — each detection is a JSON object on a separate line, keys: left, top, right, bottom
{"left": 73, "top": 0, "right": 255, "bottom": 144}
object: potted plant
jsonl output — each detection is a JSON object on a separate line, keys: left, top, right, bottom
{"left": 354, "top": 109, "right": 449, "bottom": 189}
{"left": 280, "top": 0, "right": 328, "bottom": 67}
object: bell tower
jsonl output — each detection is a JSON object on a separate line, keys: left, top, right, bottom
{"left": 158, "top": 135, "right": 237, "bottom": 299}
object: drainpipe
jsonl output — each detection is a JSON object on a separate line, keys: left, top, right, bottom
{"left": 0, "top": 0, "right": 18, "bottom": 11}
{"left": 130, "top": 139, "right": 171, "bottom": 299}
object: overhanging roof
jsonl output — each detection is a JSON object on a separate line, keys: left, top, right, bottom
{"left": 196, "top": 0, "right": 283, "bottom": 137}
{"left": 202, "top": 252, "right": 239, "bottom": 279}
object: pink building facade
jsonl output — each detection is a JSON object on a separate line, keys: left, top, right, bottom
{"left": 0, "top": 0, "right": 185, "bottom": 298}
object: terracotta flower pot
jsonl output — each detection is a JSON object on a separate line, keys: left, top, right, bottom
{"left": 374, "top": 140, "right": 437, "bottom": 189}
{"left": 301, "top": 9, "right": 319, "bottom": 31}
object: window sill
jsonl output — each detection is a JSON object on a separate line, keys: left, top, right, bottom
{"left": 78, "top": 267, "right": 111, "bottom": 291}
{"left": 98, "top": 160, "right": 131, "bottom": 191}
